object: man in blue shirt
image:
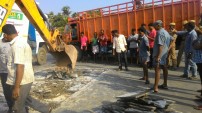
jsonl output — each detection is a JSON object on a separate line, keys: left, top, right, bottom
{"left": 192, "top": 26, "right": 202, "bottom": 110}
{"left": 176, "top": 22, "right": 198, "bottom": 79}
{"left": 138, "top": 27, "right": 150, "bottom": 84}
{"left": 152, "top": 20, "right": 172, "bottom": 92}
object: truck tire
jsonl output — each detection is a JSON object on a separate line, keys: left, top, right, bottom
{"left": 74, "top": 45, "right": 82, "bottom": 61}
{"left": 37, "top": 46, "right": 47, "bottom": 65}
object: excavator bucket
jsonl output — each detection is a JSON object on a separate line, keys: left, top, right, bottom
{"left": 53, "top": 44, "right": 78, "bottom": 70}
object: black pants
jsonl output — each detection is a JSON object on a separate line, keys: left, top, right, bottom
{"left": 0, "top": 73, "right": 13, "bottom": 109}
{"left": 197, "top": 63, "right": 202, "bottom": 84}
{"left": 117, "top": 51, "right": 128, "bottom": 69}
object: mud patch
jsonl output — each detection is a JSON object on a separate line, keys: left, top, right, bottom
{"left": 0, "top": 67, "right": 107, "bottom": 113}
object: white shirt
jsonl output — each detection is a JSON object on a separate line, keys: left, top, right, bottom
{"left": 128, "top": 34, "right": 139, "bottom": 48}
{"left": 113, "top": 34, "right": 127, "bottom": 53}
{"left": 6, "top": 36, "right": 35, "bottom": 85}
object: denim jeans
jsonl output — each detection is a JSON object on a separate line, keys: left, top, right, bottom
{"left": 183, "top": 55, "right": 197, "bottom": 77}
{"left": 0, "top": 73, "right": 13, "bottom": 109}
{"left": 117, "top": 51, "right": 128, "bottom": 69}
{"left": 7, "top": 83, "right": 50, "bottom": 113}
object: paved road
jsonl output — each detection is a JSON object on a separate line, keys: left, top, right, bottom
{"left": 53, "top": 62, "right": 202, "bottom": 113}
{"left": 0, "top": 54, "right": 202, "bottom": 113}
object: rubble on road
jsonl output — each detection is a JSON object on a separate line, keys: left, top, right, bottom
{"left": 98, "top": 90, "right": 180, "bottom": 113}
{"left": 30, "top": 68, "right": 107, "bottom": 110}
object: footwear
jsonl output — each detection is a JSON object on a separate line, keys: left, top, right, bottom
{"left": 153, "top": 90, "right": 158, "bottom": 93}
{"left": 171, "top": 67, "right": 177, "bottom": 71}
{"left": 118, "top": 68, "right": 122, "bottom": 71}
{"left": 158, "top": 84, "right": 168, "bottom": 89}
{"left": 188, "top": 76, "right": 197, "bottom": 80}
{"left": 193, "top": 105, "right": 202, "bottom": 110}
{"left": 145, "top": 80, "right": 150, "bottom": 84}
{"left": 118, "top": 66, "right": 122, "bottom": 71}
{"left": 197, "top": 90, "right": 202, "bottom": 92}
{"left": 180, "top": 74, "right": 188, "bottom": 78}
{"left": 196, "top": 95, "right": 202, "bottom": 99}
{"left": 150, "top": 88, "right": 158, "bottom": 93}
{"left": 139, "top": 77, "right": 145, "bottom": 80}
{"left": 125, "top": 68, "right": 129, "bottom": 71}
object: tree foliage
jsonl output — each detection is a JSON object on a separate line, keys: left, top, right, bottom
{"left": 47, "top": 6, "right": 71, "bottom": 32}
{"left": 71, "top": 12, "right": 78, "bottom": 18}
{"left": 62, "top": 6, "right": 71, "bottom": 17}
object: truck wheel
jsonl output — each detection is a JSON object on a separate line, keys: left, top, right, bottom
{"left": 74, "top": 45, "right": 82, "bottom": 61}
{"left": 37, "top": 47, "right": 47, "bottom": 65}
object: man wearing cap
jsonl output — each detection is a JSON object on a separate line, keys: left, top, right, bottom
{"left": 175, "top": 22, "right": 198, "bottom": 79}
{"left": 0, "top": 36, "right": 13, "bottom": 112}
{"left": 167, "top": 23, "right": 177, "bottom": 70}
{"left": 152, "top": 20, "right": 172, "bottom": 92}
{"left": 2, "top": 24, "right": 51, "bottom": 113}
{"left": 177, "top": 20, "right": 188, "bottom": 67}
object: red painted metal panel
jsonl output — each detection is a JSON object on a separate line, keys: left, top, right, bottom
{"left": 68, "top": 0, "right": 201, "bottom": 43}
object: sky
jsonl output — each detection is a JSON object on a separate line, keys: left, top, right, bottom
{"left": 36, "top": 0, "right": 149, "bottom": 14}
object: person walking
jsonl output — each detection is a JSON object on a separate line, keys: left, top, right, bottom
{"left": 176, "top": 22, "right": 198, "bottom": 79}
{"left": 152, "top": 20, "right": 172, "bottom": 92}
{"left": 167, "top": 23, "right": 177, "bottom": 70}
{"left": 80, "top": 32, "right": 88, "bottom": 62}
{"left": 127, "top": 28, "right": 139, "bottom": 64}
{"left": 91, "top": 32, "right": 99, "bottom": 62}
{"left": 147, "top": 23, "right": 156, "bottom": 68}
{"left": 2, "top": 24, "right": 51, "bottom": 113}
{"left": 112, "top": 30, "right": 128, "bottom": 71}
{"left": 138, "top": 27, "right": 150, "bottom": 84}
{"left": 0, "top": 38, "right": 13, "bottom": 112}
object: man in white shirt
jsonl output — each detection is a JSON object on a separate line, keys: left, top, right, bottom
{"left": 128, "top": 29, "right": 139, "bottom": 64}
{"left": 2, "top": 24, "right": 50, "bottom": 113}
{"left": 112, "top": 30, "right": 128, "bottom": 71}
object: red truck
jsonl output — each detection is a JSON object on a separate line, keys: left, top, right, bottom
{"left": 64, "top": 0, "right": 202, "bottom": 59}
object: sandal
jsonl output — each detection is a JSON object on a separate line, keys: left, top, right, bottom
{"left": 158, "top": 84, "right": 168, "bottom": 90}
{"left": 197, "top": 90, "right": 202, "bottom": 92}
{"left": 145, "top": 80, "right": 150, "bottom": 84}
{"left": 196, "top": 95, "right": 202, "bottom": 99}
{"left": 139, "top": 77, "right": 145, "bottom": 80}
{"left": 153, "top": 90, "right": 158, "bottom": 93}
{"left": 150, "top": 87, "right": 158, "bottom": 93}
{"left": 193, "top": 105, "right": 202, "bottom": 110}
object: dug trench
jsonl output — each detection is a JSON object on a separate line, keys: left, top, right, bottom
{"left": 0, "top": 66, "right": 107, "bottom": 112}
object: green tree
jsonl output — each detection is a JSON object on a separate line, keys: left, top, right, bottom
{"left": 62, "top": 6, "right": 71, "bottom": 17}
{"left": 47, "top": 11, "right": 54, "bottom": 25}
{"left": 71, "top": 12, "right": 78, "bottom": 18}
{"left": 47, "top": 6, "right": 71, "bottom": 32}
{"left": 51, "top": 13, "right": 67, "bottom": 32}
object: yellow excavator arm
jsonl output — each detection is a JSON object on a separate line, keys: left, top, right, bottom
{"left": 0, "top": 0, "right": 77, "bottom": 70}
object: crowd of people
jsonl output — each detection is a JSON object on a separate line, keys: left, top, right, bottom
{"left": 113, "top": 19, "right": 202, "bottom": 110}
{"left": 80, "top": 19, "right": 202, "bottom": 110}
{"left": 1, "top": 19, "right": 202, "bottom": 112}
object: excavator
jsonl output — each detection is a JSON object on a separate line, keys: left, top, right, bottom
{"left": 0, "top": 0, "right": 78, "bottom": 70}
